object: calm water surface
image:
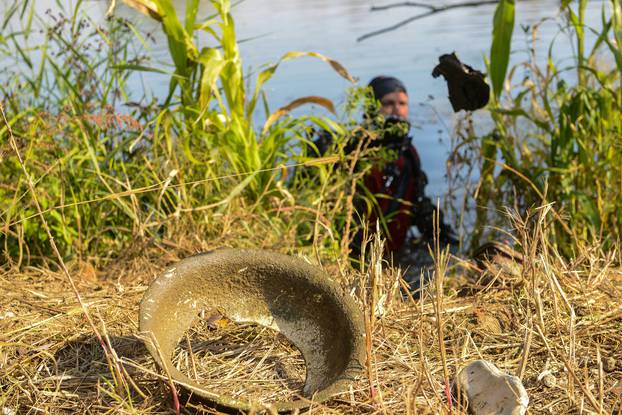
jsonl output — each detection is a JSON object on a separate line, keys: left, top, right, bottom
{"left": 4, "top": 0, "right": 605, "bottom": 200}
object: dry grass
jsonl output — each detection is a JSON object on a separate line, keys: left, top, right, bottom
{"left": 1, "top": 210, "right": 622, "bottom": 414}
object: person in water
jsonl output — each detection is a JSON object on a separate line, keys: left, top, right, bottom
{"left": 309, "top": 75, "right": 457, "bottom": 259}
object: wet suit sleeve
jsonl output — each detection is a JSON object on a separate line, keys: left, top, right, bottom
{"left": 298, "top": 129, "right": 335, "bottom": 182}
{"left": 308, "top": 129, "right": 333, "bottom": 157}
{"left": 410, "top": 161, "right": 458, "bottom": 245}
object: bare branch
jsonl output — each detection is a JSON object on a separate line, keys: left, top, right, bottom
{"left": 358, "top": 0, "right": 500, "bottom": 42}
{"left": 371, "top": 2, "right": 437, "bottom": 11}
{"left": 358, "top": 9, "right": 436, "bottom": 42}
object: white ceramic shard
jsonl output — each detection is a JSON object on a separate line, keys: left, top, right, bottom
{"left": 455, "top": 360, "right": 529, "bottom": 415}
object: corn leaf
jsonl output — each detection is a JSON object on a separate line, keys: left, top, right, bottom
{"left": 121, "top": 0, "right": 161, "bottom": 21}
{"left": 262, "top": 96, "right": 336, "bottom": 135}
{"left": 248, "top": 51, "right": 354, "bottom": 117}
{"left": 490, "top": 0, "right": 515, "bottom": 99}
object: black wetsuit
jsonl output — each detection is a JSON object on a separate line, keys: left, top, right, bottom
{"left": 309, "top": 131, "right": 456, "bottom": 254}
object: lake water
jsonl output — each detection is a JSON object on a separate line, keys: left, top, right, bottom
{"left": 3, "top": 0, "right": 605, "bottom": 202}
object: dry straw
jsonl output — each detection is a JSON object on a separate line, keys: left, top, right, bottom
{"left": 1, "top": 202, "right": 621, "bottom": 414}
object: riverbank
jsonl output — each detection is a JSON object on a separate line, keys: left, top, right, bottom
{"left": 2, "top": 0, "right": 622, "bottom": 412}
{"left": 1, "top": 210, "right": 621, "bottom": 414}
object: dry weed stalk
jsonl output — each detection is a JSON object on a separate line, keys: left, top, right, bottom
{"left": 432, "top": 202, "right": 453, "bottom": 412}
{"left": 0, "top": 102, "right": 134, "bottom": 404}
{"left": 1, "top": 204, "right": 621, "bottom": 414}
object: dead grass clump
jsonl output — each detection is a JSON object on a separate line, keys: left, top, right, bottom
{"left": 171, "top": 320, "right": 306, "bottom": 405}
{"left": 1, "top": 209, "right": 622, "bottom": 414}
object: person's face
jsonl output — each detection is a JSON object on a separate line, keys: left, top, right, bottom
{"left": 379, "top": 91, "right": 409, "bottom": 119}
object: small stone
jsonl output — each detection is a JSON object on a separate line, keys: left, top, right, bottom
{"left": 455, "top": 360, "right": 529, "bottom": 415}
{"left": 0, "top": 311, "right": 16, "bottom": 320}
{"left": 542, "top": 374, "right": 556, "bottom": 388}
{"left": 603, "top": 357, "right": 616, "bottom": 372}
{"left": 475, "top": 311, "right": 503, "bottom": 335}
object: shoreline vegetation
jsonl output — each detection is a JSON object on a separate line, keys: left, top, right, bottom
{"left": 1, "top": 0, "right": 621, "bottom": 413}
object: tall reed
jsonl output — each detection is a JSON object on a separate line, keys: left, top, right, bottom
{"left": 0, "top": 0, "right": 371, "bottom": 264}
{"left": 461, "top": 0, "right": 622, "bottom": 254}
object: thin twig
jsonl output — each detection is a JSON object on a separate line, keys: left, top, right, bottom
{"left": 516, "top": 323, "right": 532, "bottom": 380}
{"left": 371, "top": 1, "right": 436, "bottom": 11}
{"left": 371, "top": 0, "right": 498, "bottom": 11}
{"left": 340, "top": 130, "right": 367, "bottom": 259}
{"left": 144, "top": 332, "right": 181, "bottom": 415}
{"left": 358, "top": 0, "right": 499, "bottom": 41}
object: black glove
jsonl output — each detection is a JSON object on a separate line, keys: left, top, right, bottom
{"left": 438, "top": 221, "right": 459, "bottom": 246}
{"left": 432, "top": 52, "right": 490, "bottom": 112}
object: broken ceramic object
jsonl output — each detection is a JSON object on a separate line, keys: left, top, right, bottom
{"left": 139, "top": 248, "right": 365, "bottom": 412}
{"left": 455, "top": 360, "right": 529, "bottom": 415}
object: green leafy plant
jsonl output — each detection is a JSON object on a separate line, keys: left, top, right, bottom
{"left": 120, "top": 0, "right": 355, "bottom": 201}
{"left": 462, "top": 0, "right": 622, "bottom": 253}
{"left": 0, "top": 0, "right": 367, "bottom": 264}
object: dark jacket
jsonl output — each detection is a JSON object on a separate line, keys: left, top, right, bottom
{"left": 309, "top": 131, "right": 456, "bottom": 254}
{"left": 358, "top": 142, "right": 455, "bottom": 253}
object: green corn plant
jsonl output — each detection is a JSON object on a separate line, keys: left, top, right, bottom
{"left": 469, "top": 0, "right": 515, "bottom": 247}
{"left": 120, "top": 0, "right": 355, "bottom": 202}
{"left": 1, "top": 0, "right": 362, "bottom": 263}
{"left": 467, "top": 0, "right": 622, "bottom": 253}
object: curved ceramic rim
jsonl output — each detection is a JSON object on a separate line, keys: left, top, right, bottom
{"left": 138, "top": 248, "right": 365, "bottom": 412}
